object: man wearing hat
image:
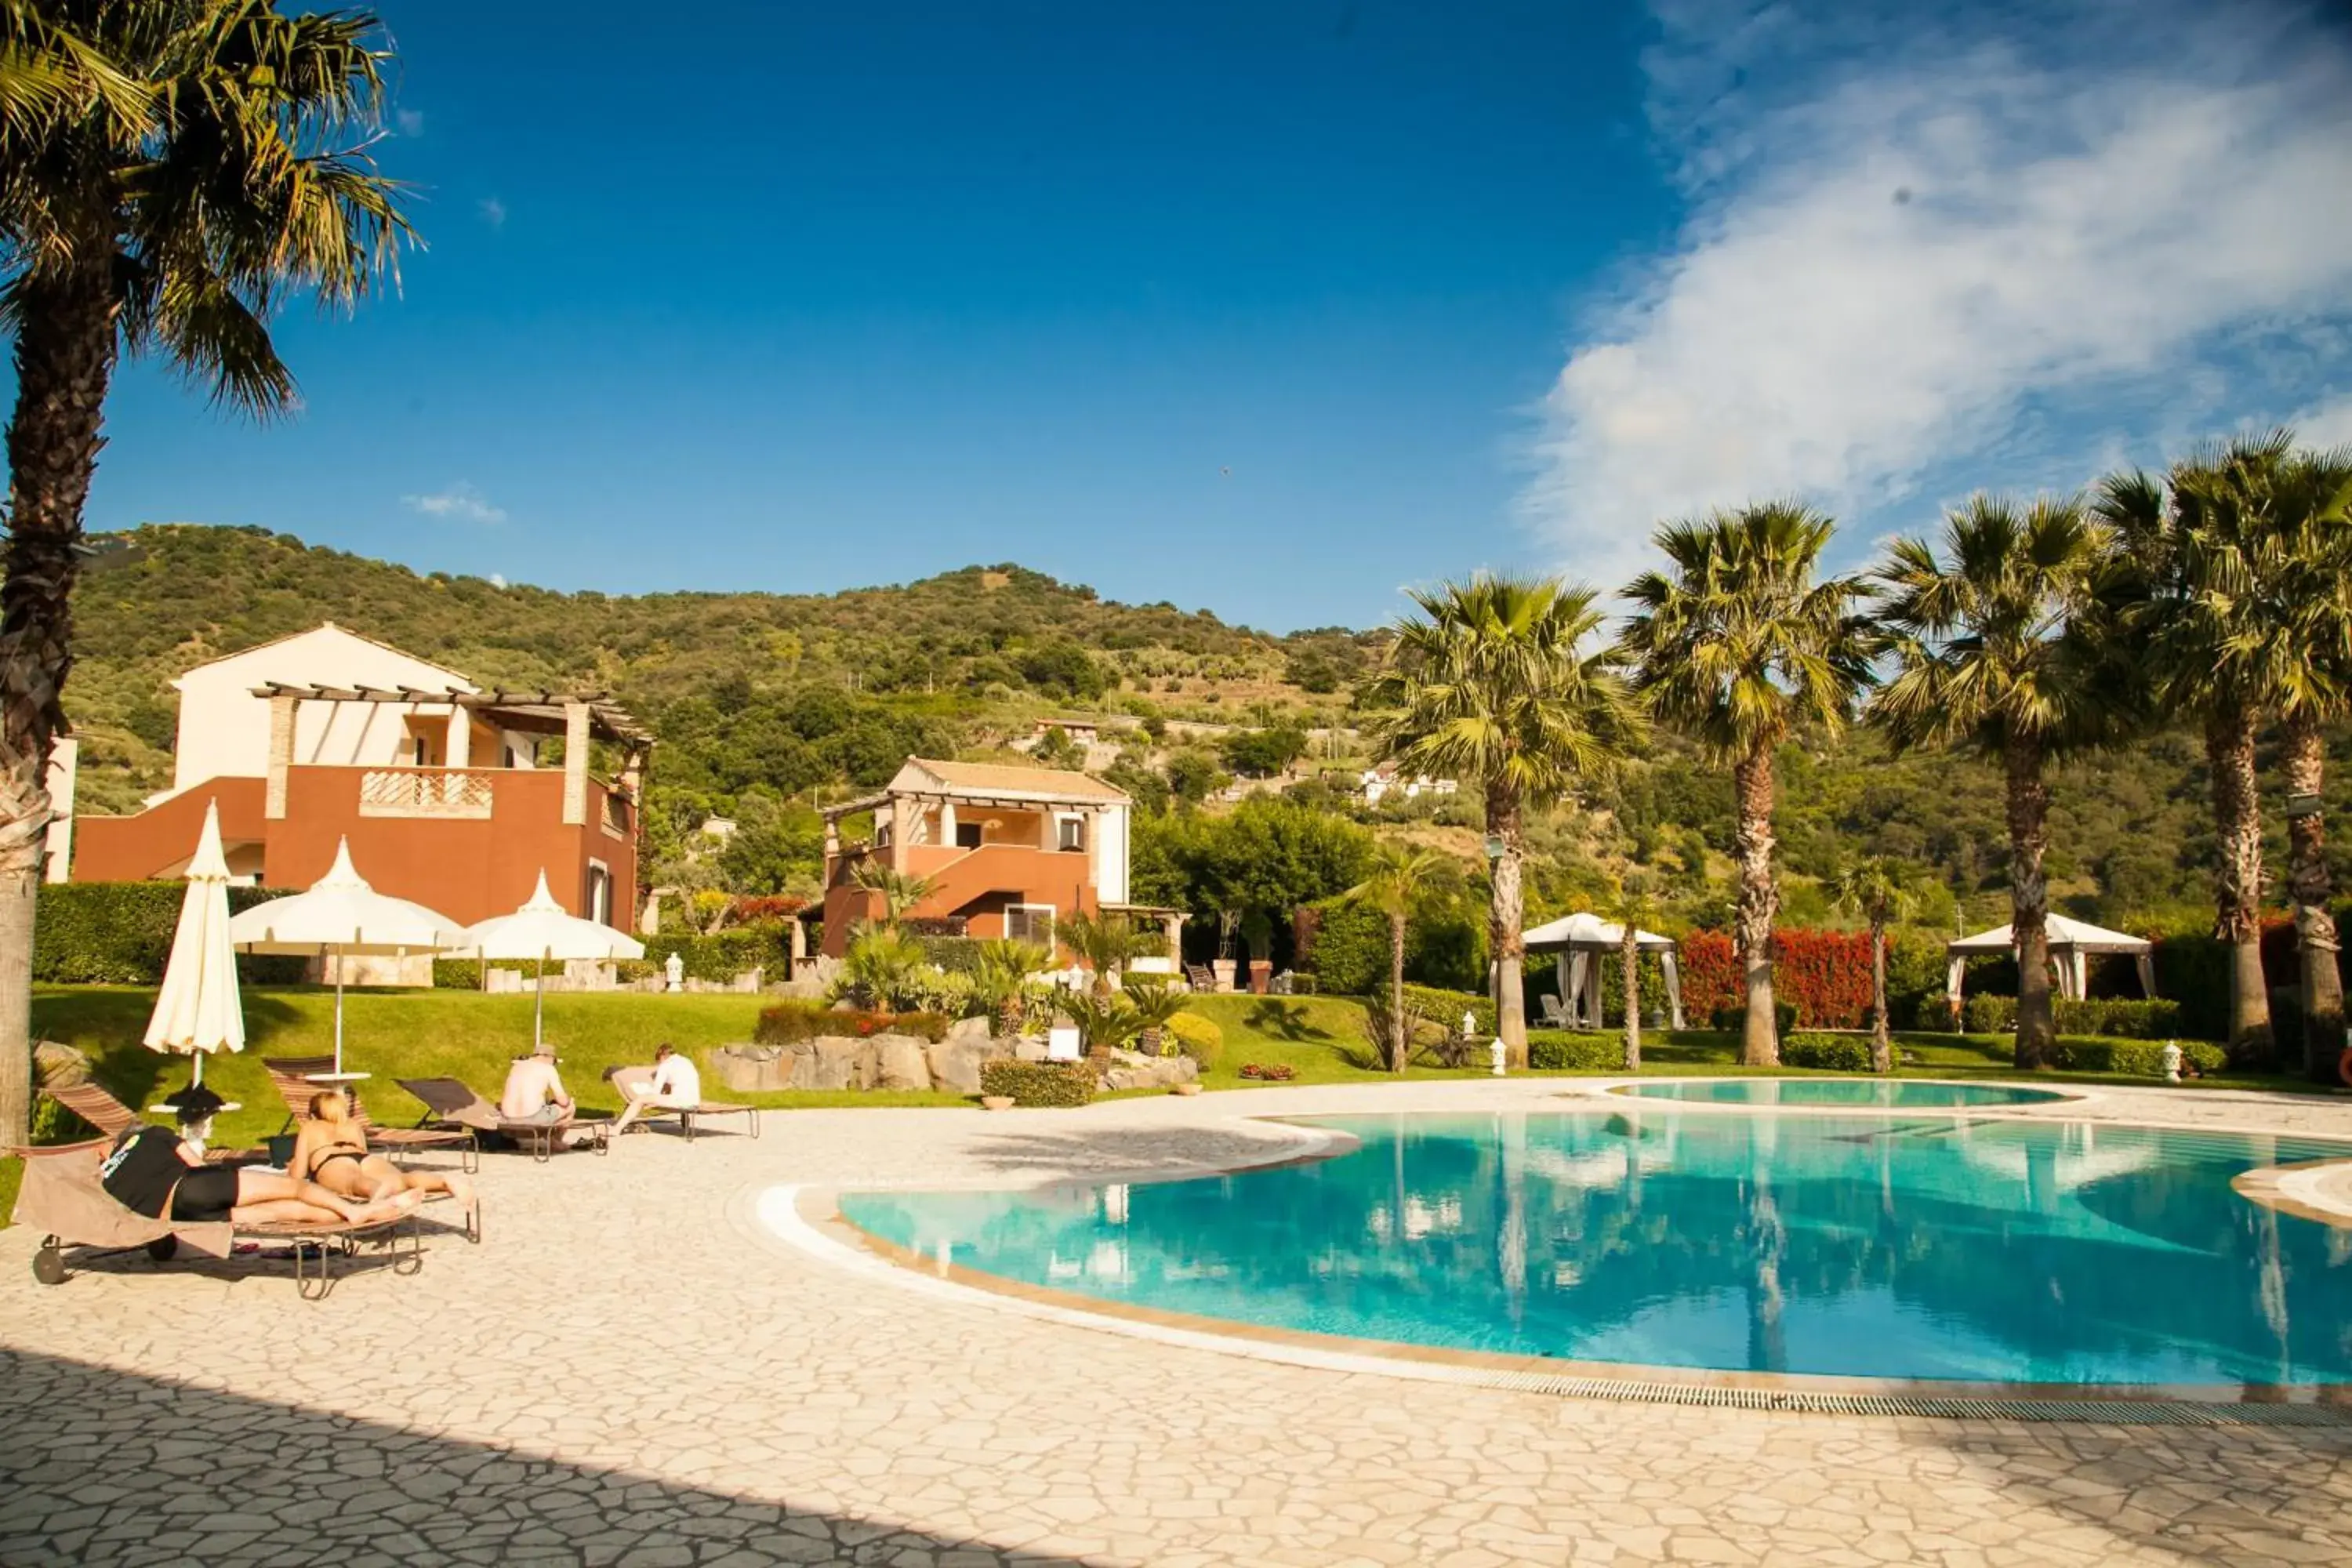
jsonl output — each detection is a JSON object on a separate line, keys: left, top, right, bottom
{"left": 499, "top": 1040, "right": 593, "bottom": 1147}
{"left": 98, "top": 1085, "right": 412, "bottom": 1227}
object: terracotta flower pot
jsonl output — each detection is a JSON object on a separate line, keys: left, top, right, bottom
{"left": 980, "top": 1095, "right": 1015, "bottom": 1111}
{"left": 1171, "top": 1083, "right": 1203, "bottom": 1097}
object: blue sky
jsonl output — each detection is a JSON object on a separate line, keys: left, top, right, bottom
{"left": 65, "top": 0, "right": 2352, "bottom": 632}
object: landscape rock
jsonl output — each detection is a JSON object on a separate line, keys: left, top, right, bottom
{"left": 1012, "top": 1036, "right": 1049, "bottom": 1062}
{"left": 926, "top": 1036, "right": 1004, "bottom": 1096}
{"left": 946, "top": 1014, "right": 993, "bottom": 1043}
{"left": 873, "top": 1033, "right": 933, "bottom": 1091}
{"left": 708, "top": 1044, "right": 782, "bottom": 1094}
{"left": 1100, "top": 1048, "right": 1199, "bottom": 1091}
{"left": 808, "top": 1036, "right": 879, "bottom": 1091}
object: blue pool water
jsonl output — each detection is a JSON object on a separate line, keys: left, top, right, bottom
{"left": 1617, "top": 1079, "right": 2067, "bottom": 1109}
{"left": 843, "top": 1112, "right": 2352, "bottom": 1388}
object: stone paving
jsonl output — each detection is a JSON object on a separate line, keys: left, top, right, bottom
{"left": 2, "top": 1076, "right": 2350, "bottom": 1567}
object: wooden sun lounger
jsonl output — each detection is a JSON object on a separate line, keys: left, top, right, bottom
{"left": 6, "top": 1138, "right": 423, "bottom": 1301}
{"left": 42, "top": 1079, "right": 267, "bottom": 1165}
{"left": 394, "top": 1077, "right": 612, "bottom": 1163}
{"left": 604, "top": 1066, "right": 761, "bottom": 1143}
{"left": 262, "top": 1056, "right": 478, "bottom": 1171}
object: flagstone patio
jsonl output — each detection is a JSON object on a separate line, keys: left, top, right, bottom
{"left": 2, "top": 1078, "right": 2349, "bottom": 1566}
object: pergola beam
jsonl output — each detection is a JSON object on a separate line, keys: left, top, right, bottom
{"left": 248, "top": 681, "right": 653, "bottom": 747}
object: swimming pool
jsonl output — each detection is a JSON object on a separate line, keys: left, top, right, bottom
{"left": 1614, "top": 1079, "right": 2069, "bottom": 1109}
{"left": 841, "top": 1111, "right": 2352, "bottom": 1389}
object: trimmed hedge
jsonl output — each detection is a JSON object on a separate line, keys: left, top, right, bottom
{"left": 753, "top": 1000, "right": 949, "bottom": 1044}
{"left": 34, "top": 881, "right": 310, "bottom": 984}
{"left": 1527, "top": 1030, "right": 1624, "bottom": 1071}
{"left": 1780, "top": 1033, "right": 1874, "bottom": 1072}
{"left": 2048, "top": 1036, "right": 2227, "bottom": 1076}
{"left": 916, "top": 935, "right": 988, "bottom": 975}
{"left": 1963, "top": 995, "right": 2194, "bottom": 1040}
{"left": 641, "top": 924, "right": 793, "bottom": 983}
{"left": 1166, "top": 1011, "right": 1221, "bottom": 1067}
{"left": 1710, "top": 1000, "right": 1798, "bottom": 1035}
{"left": 980, "top": 1059, "right": 1096, "bottom": 1106}
{"left": 1404, "top": 984, "right": 1494, "bottom": 1036}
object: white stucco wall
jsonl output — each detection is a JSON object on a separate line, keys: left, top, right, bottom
{"left": 1094, "top": 804, "right": 1130, "bottom": 905}
{"left": 166, "top": 624, "right": 484, "bottom": 794}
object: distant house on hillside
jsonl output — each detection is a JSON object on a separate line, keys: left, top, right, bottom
{"left": 1359, "top": 761, "right": 1457, "bottom": 807}
{"left": 67, "top": 622, "right": 650, "bottom": 929}
{"left": 819, "top": 757, "right": 1181, "bottom": 963}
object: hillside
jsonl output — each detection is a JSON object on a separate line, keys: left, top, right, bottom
{"left": 57, "top": 523, "right": 2352, "bottom": 933}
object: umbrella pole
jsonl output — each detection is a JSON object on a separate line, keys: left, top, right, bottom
{"left": 335, "top": 952, "right": 347, "bottom": 1075}
{"left": 535, "top": 948, "right": 547, "bottom": 1049}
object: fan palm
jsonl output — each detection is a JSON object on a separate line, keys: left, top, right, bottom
{"left": 850, "top": 862, "right": 937, "bottom": 927}
{"left": 0, "top": 0, "right": 412, "bottom": 1144}
{"left": 1617, "top": 504, "right": 1875, "bottom": 1066}
{"left": 1872, "top": 495, "right": 2113, "bottom": 1070}
{"left": 1612, "top": 882, "right": 1661, "bottom": 1073}
{"left": 2098, "top": 432, "right": 2329, "bottom": 1066}
{"left": 1120, "top": 975, "right": 1188, "bottom": 1054}
{"left": 1365, "top": 575, "right": 1645, "bottom": 1069}
{"left": 1058, "top": 909, "right": 1150, "bottom": 997}
{"left": 1829, "top": 858, "right": 1921, "bottom": 1073}
{"left": 1341, "top": 841, "right": 1446, "bottom": 1072}
{"left": 973, "top": 938, "right": 1050, "bottom": 1038}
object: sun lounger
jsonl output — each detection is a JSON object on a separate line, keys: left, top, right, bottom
{"left": 42, "top": 1078, "right": 263, "bottom": 1165}
{"left": 6, "top": 1137, "right": 423, "bottom": 1301}
{"left": 262, "top": 1056, "right": 477, "bottom": 1171}
{"left": 1538, "top": 993, "right": 1569, "bottom": 1028}
{"left": 604, "top": 1066, "right": 762, "bottom": 1143}
{"left": 394, "top": 1076, "right": 612, "bottom": 1163}
{"left": 1184, "top": 962, "right": 1218, "bottom": 992}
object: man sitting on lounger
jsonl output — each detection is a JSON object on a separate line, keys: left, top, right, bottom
{"left": 100, "top": 1087, "right": 414, "bottom": 1229}
{"left": 608, "top": 1043, "right": 700, "bottom": 1138}
{"left": 500, "top": 1040, "right": 596, "bottom": 1147}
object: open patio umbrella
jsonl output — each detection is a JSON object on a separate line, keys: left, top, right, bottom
{"left": 143, "top": 801, "right": 243, "bottom": 1089}
{"left": 227, "top": 837, "right": 468, "bottom": 1073}
{"left": 463, "top": 869, "right": 646, "bottom": 1049}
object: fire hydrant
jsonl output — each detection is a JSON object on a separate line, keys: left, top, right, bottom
{"left": 2160, "top": 1040, "right": 2181, "bottom": 1083}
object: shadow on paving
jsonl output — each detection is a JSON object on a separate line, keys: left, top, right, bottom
{"left": 960, "top": 1126, "right": 1313, "bottom": 1180}
{"left": 0, "top": 1347, "right": 1086, "bottom": 1568}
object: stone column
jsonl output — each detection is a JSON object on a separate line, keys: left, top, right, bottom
{"left": 561, "top": 700, "right": 590, "bottom": 826}
{"left": 889, "top": 794, "right": 917, "bottom": 873}
{"left": 444, "top": 704, "right": 471, "bottom": 769}
{"left": 265, "top": 695, "right": 296, "bottom": 821}
{"left": 1163, "top": 911, "right": 1185, "bottom": 971}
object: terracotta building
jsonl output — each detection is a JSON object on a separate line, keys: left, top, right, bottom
{"left": 68, "top": 625, "right": 649, "bottom": 929}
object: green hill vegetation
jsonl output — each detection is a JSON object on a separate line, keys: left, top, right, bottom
{"left": 60, "top": 523, "right": 2348, "bottom": 941}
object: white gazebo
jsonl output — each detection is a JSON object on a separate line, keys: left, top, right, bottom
{"left": 1523, "top": 913, "right": 1685, "bottom": 1029}
{"left": 1945, "top": 914, "right": 2155, "bottom": 1004}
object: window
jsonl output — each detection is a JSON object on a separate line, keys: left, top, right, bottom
{"left": 1057, "top": 815, "right": 1086, "bottom": 852}
{"left": 955, "top": 822, "right": 982, "bottom": 849}
{"left": 585, "top": 862, "right": 613, "bottom": 927}
{"left": 1005, "top": 904, "right": 1054, "bottom": 946}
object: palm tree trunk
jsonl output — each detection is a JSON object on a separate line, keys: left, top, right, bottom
{"left": 0, "top": 266, "right": 117, "bottom": 1148}
{"left": 2206, "top": 710, "right": 2273, "bottom": 1067}
{"left": 1731, "top": 742, "right": 1780, "bottom": 1067}
{"left": 1621, "top": 931, "right": 1641, "bottom": 1073}
{"left": 1488, "top": 783, "right": 1527, "bottom": 1069}
{"left": 1869, "top": 916, "right": 1892, "bottom": 1073}
{"left": 2284, "top": 714, "right": 2342, "bottom": 1082}
{"left": 2005, "top": 737, "right": 2056, "bottom": 1070}
{"left": 1388, "top": 909, "right": 1408, "bottom": 1073}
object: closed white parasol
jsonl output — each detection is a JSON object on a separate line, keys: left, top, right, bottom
{"left": 463, "top": 869, "right": 646, "bottom": 1050}
{"left": 227, "top": 837, "right": 469, "bottom": 1073}
{"left": 143, "top": 801, "right": 243, "bottom": 1088}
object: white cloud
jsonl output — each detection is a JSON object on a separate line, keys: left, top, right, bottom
{"left": 394, "top": 107, "right": 424, "bottom": 136}
{"left": 477, "top": 196, "right": 506, "bottom": 229}
{"left": 402, "top": 483, "right": 506, "bottom": 524}
{"left": 1526, "top": 0, "right": 2352, "bottom": 587}
{"left": 2290, "top": 394, "right": 2352, "bottom": 449}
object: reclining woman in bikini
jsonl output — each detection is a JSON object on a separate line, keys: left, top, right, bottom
{"left": 293, "top": 1091, "right": 476, "bottom": 1222}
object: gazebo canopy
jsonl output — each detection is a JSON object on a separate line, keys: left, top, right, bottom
{"left": 1523, "top": 913, "right": 1683, "bottom": 1029}
{"left": 1945, "top": 914, "right": 2154, "bottom": 1003}
{"left": 1523, "top": 913, "right": 1676, "bottom": 953}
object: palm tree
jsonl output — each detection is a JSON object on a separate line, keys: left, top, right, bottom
{"left": 1872, "top": 495, "right": 2113, "bottom": 1070}
{"left": 1367, "top": 575, "right": 1646, "bottom": 1069}
{"left": 972, "top": 938, "right": 1050, "bottom": 1038}
{"left": 1120, "top": 975, "right": 1187, "bottom": 1054}
{"left": 850, "top": 862, "right": 938, "bottom": 927}
{"left": 1058, "top": 909, "right": 1150, "bottom": 997}
{"left": 2270, "top": 448, "right": 2352, "bottom": 1078}
{"left": 1618, "top": 504, "right": 1875, "bottom": 1067}
{"left": 1829, "top": 858, "right": 1920, "bottom": 1073}
{"left": 836, "top": 927, "right": 927, "bottom": 1011}
{"left": 0, "top": 2, "right": 412, "bottom": 1145}
{"left": 2099, "top": 432, "right": 2330, "bottom": 1067}
{"left": 1612, "top": 883, "right": 1661, "bottom": 1073}
{"left": 1341, "top": 841, "right": 1445, "bottom": 1072}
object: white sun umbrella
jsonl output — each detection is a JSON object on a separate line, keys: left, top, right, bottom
{"left": 143, "top": 801, "right": 243, "bottom": 1089}
{"left": 463, "top": 869, "right": 646, "bottom": 1050}
{"left": 227, "top": 837, "right": 469, "bottom": 1073}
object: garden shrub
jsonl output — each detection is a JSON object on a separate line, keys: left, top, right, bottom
{"left": 916, "top": 935, "right": 987, "bottom": 975}
{"left": 433, "top": 959, "right": 482, "bottom": 989}
{"left": 1165, "top": 1011, "right": 1221, "bottom": 1067}
{"left": 2048, "top": 1036, "right": 2227, "bottom": 1077}
{"left": 1236, "top": 1062, "right": 1298, "bottom": 1080}
{"left": 1676, "top": 930, "right": 1740, "bottom": 1025}
{"left": 1959, "top": 995, "right": 2196, "bottom": 1040}
{"left": 1403, "top": 984, "right": 1494, "bottom": 1036}
{"left": 1710, "top": 1000, "right": 1797, "bottom": 1035}
{"left": 642, "top": 924, "right": 794, "bottom": 983}
{"left": 900, "top": 916, "right": 968, "bottom": 938}
{"left": 1770, "top": 929, "right": 1878, "bottom": 1028}
{"left": 1298, "top": 898, "right": 1386, "bottom": 996}
{"left": 753, "top": 1001, "right": 947, "bottom": 1044}
{"left": 1780, "top": 1033, "right": 1874, "bottom": 1072}
{"left": 1964, "top": 994, "right": 2016, "bottom": 1034}
{"left": 35, "top": 881, "right": 309, "bottom": 984}
{"left": 980, "top": 1059, "right": 1096, "bottom": 1105}
{"left": 1526, "top": 1031, "right": 1624, "bottom": 1071}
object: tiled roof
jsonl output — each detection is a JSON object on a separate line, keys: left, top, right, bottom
{"left": 900, "top": 758, "right": 1129, "bottom": 804}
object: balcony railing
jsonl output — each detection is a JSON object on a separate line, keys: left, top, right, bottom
{"left": 358, "top": 767, "right": 495, "bottom": 819}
